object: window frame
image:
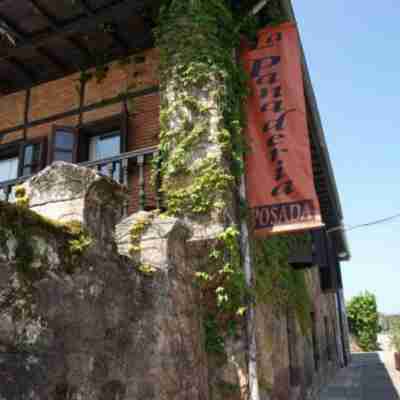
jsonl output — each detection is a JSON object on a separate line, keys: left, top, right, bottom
{"left": 19, "top": 137, "right": 47, "bottom": 178}
{"left": 48, "top": 125, "right": 79, "bottom": 165}
{"left": 0, "top": 140, "right": 22, "bottom": 183}
{"left": 88, "top": 130, "right": 121, "bottom": 162}
{"left": 78, "top": 112, "right": 128, "bottom": 163}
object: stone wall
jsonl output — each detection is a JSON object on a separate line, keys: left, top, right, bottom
{"left": 0, "top": 163, "right": 346, "bottom": 400}
{"left": 0, "top": 164, "right": 208, "bottom": 400}
{"left": 206, "top": 267, "right": 343, "bottom": 400}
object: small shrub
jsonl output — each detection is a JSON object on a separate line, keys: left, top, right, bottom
{"left": 390, "top": 319, "right": 400, "bottom": 353}
{"left": 347, "top": 291, "right": 379, "bottom": 351}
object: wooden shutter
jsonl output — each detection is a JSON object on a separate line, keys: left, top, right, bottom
{"left": 48, "top": 126, "right": 78, "bottom": 164}
{"left": 19, "top": 137, "right": 47, "bottom": 177}
{"left": 19, "top": 138, "right": 46, "bottom": 176}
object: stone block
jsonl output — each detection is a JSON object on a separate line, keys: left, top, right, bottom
{"left": 115, "top": 211, "right": 190, "bottom": 271}
{"left": 23, "top": 162, "right": 128, "bottom": 246}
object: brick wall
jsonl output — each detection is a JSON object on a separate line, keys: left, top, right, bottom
{"left": 0, "top": 48, "right": 160, "bottom": 213}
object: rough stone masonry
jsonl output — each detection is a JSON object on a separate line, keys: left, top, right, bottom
{"left": 0, "top": 162, "right": 344, "bottom": 400}
{"left": 0, "top": 162, "right": 209, "bottom": 400}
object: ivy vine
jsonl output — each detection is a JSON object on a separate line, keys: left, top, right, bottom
{"left": 0, "top": 201, "right": 92, "bottom": 325}
{"left": 254, "top": 234, "right": 313, "bottom": 335}
{"left": 152, "top": 0, "right": 261, "bottom": 352}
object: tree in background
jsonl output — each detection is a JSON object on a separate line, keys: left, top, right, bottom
{"left": 347, "top": 291, "right": 379, "bottom": 351}
{"left": 390, "top": 318, "right": 400, "bottom": 353}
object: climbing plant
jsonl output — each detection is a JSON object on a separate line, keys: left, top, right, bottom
{"left": 0, "top": 201, "right": 92, "bottom": 326}
{"left": 254, "top": 234, "right": 313, "bottom": 335}
{"left": 153, "top": 0, "right": 259, "bottom": 352}
{"left": 64, "top": 0, "right": 305, "bottom": 354}
{"left": 152, "top": 0, "right": 307, "bottom": 354}
{"left": 153, "top": 0, "right": 256, "bottom": 215}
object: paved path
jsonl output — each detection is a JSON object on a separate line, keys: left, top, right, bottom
{"left": 319, "top": 352, "right": 400, "bottom": 400}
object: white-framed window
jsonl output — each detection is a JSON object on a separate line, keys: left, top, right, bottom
{"left": 89, "top": 131, "right": 121, "bottom": 180}
{"left": 0, "top": 156, "right": 19, "bottom": 183}
{"left": 89, "top": 131, "right": 121, "bottom": 161}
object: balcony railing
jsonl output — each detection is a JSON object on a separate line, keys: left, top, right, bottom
{"left": 0, "top": 146, "right": 160, "bottom": 214}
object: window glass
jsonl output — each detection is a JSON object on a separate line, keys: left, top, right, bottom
{"left": 55, "top": 131, "right": 75, "bottom": 150}
{"left": 22, "top": 143, "right": 42, "bottom": 176}
{"left": 24, "top": 145, "right": 33, "bottom": 165}
{"left": 89, "top": 132, "right": 120, "bottom": 161}
{"left": 0, "top": 157, "right": 19, "bottom": 183}
{"left": 50, "top": 128, "right": 77, "bottom": 164}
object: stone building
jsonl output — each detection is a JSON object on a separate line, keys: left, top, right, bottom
{"left": 0, "top": 0, "right": 351, "bottom": 399}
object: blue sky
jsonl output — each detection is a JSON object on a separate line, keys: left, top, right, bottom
{"left": 292, "top": 0, "right": 400, "bottom": 314}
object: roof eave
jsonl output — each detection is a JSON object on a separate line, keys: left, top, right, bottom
{"left": 280, "top": 0, "right": 351, "bottom": 261}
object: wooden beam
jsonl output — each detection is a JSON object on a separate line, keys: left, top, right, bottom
{"left": 23, "top": 89, "right": 31, "bottom": 140}
{"left": 0, "top": 0, "right": 146, "bottom": 62}
{"left": 28, "top": 0, "right": 59, "bottom": 29}
{"left": 0, "top": 85, "right": 159, "bottom": 140}
{"left": 0, "top": 12, "right": 24, "bottom": 42}
{"left": 27, "top": 0, "right": 91, "bottom": 70}
{"left": 8, "top": 58, "right": 37, "bottom": 85}
{"left": 74, "top": 0, "right": 130, "bottom": 52}
{"left": 0, "top": 8, "right": 68, "bottom": 74}
{"left": 67, "top": 37, "right": 92, "bottom": 67}
{"left": 38, "top": 47, "right": 71, "bottom": 73}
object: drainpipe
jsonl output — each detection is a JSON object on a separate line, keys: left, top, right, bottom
{"left": 335, "top": 283, "right": 349, "bottom": 366}
{"left": 237, "top": 3, "right": 274, "bottom": 398}
{"left": 239, "top": 173, "right": 261, "bottom": 400}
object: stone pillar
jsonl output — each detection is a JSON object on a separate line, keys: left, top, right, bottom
{"left": 156, "top": 4, "right": 257, "bottom": 400}
{"left": 156, "top": 2, "right": 239, "bottom": 240}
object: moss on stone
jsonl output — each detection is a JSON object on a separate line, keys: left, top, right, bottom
{"left": 0, "top": 201, "right": 92, "bottom": 321}
{"left": 254, "top": 233, "right": 313, "bottom": 334}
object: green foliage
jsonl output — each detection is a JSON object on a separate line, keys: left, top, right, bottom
{"left": 68, "top": 228, "right": 92, "bottom": 256}
{"left": 390, "top": 319, "right": 400, "bottom": 353}
{"left": 0, "top": 201, "right": 92, "bottom": 320}
{"left": 128, "top": 212, "right": 162, "bottom": 275}
{"left": 138, "top": 263, "right": 157, "bottom": 276}
{"left": 14, "top": 185, "right": 30, "bottom": 208}
{"left": 153, "top": 0, "right": 307, "bottom": 356}
{"left": 129, "top": 214, "right": 153, "bottom": 255}
{"left": 347, "top": 291, "right": 379, "bottom": 351}
{"left": 378, "top": 313, "right": 400, "bottom": 332}
{"left": 195, "top": 226, "right": 248, "bottom": 353}
{"left": 204, "top": 314, "right": 226, "bottom": 354}
{"left": 154, "top": 0, "right": 258, "bottom": 354}
{"left": 154, "top": 0, "right": 256, "bottom": 217}
{"left": 254, "top": 234, "right": 313, "bottom": 334}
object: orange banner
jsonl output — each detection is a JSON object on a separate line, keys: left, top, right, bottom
{"left": 241, "top": 23, "right": 322, "bottom": 236}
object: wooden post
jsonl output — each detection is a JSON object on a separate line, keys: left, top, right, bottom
{"left": 122, "top": 158, "right": 129, "bottom": 216}
{"left": 239, "top": 174, "right": 261, "bottom": 400}
{"left": 154, "top": 151, "right": 162, "bottom": 210}
{"left": 107, "top": 162, "right": 114, "bottom": 180}
{"left": 137, "top": 155, "right": 145, "bottom": 211}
